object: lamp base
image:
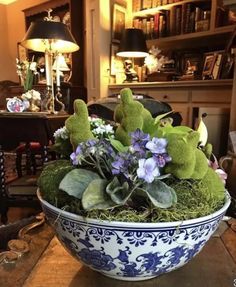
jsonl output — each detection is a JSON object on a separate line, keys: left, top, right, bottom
{"left": 55, "top": 86, "right": 66, "bottom": 114}
{"left": 41, "top": 86, "right": 56, "bottom": 114}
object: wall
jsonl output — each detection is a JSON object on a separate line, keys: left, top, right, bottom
{"left": 0, "top": 4, "right": 12, "bottom": 80}
{"left": 85, "top": 0, "right": 111, "bottom": 102}
{"left": 0, "top": 0, "right": 48, "bottom": 81}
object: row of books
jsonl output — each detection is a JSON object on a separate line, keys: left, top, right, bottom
{"left": 133, "top": 4, "right": 211, "bottom": 39}
{"left": 133, "top": 0, "right": 185, "bottom": 12}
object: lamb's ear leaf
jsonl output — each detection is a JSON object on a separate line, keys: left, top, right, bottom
{"left": 82, "top": 179, "right": 116, "bottom": 210}
{"left": 141, "top": 180, "right": 177, "bottom": 208}
{"left": 106, "top": 177, "right": 131, "bottom": 204}
{"left": 109, "top": 137, "right": 129, "bottom": 152}
{"left": 59, "top": 169, "right": 100, "bottom": 199}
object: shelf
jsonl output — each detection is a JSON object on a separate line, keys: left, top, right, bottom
{"left": 145, "top": 24, "right": 236, "bottom": 49}
{"left": 108, "top": 79, "right": 233, "bottom": 89}
{"left": 133, "top": 0, "right": 211, "bottom": 17}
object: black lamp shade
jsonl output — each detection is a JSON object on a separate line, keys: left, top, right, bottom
{"left": 21, "top": 20, "right": 79, "bottom": 53}
{"left": 117, "top": 28, "right": 148, "bottom": 58}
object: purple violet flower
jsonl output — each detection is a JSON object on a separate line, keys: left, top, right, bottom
{"left": 70, "top": 152, "right": 78, "bottom": 165}
{"left": 146, "top": 137, "right": 168, "bottom": 154}
{"left": 137, "top": 157, "right": 160, "bottom": 183}
{"left": 154, "top": 153, "right": 172, "bottom": 168}
{"left": 130, "top": 129, "right": 150, "bottom": 153}
{"left": 111, "top": 153, "right": 131, "bottom": 178}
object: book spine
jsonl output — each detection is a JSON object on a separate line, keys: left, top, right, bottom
{"left": 175, "top": 6, "right": 182, "bottom": 35}
{"left": 154, "top": 13, "right": 160, "bottom": 38}
{"left": 170, "top": 6, "right": 176, "bottom": 36}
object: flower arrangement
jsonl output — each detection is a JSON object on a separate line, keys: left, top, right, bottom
{"left": 16, "top": 57, "right": 38, "bottom": 92}
{"left": 38, "top": 88, "right": 227, "bottom": 223}
{"left": 144, "top": 46, "right": 174, "bottom": 74}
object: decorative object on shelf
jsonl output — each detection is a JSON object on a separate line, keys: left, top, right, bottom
{"left": 20, "top": 89, "right": 41, "bottom": 112}
{"left": 112, "top": 3, "right": 126, "bottom": 42}
{"left": 16, "top": 57, "right": 38, "bottom": 92}
{"left": 116, "top": 28, "right": 148, "bottom": 82}
{"left": 6, "top": 97, "right": 25, "bottom": 113}
{"left": 37, "top": 88, "right": 230, "bottom": 281}
{"left": 21, "top": 9, "right": 79, "bottom": 114}
{"left": 145, "top": 46, "right": 176, "bottom": 81}
{"left": 62, "top": 11, "right": 70, "bottom": 28}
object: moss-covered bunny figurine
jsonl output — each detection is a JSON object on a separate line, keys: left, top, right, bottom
{"left": 114, "top": 88, "right": 145, "bottom": 146}
{"left": 114, "top": 88, "right": 155, "bottom": 145}
{"left": 65, "top": 99, "right": 94, "bottom": 150}
{"left": 165, "top": 130, "right": 225, "bottom": 201}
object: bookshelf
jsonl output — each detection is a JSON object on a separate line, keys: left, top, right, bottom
{"left": 132, "top": 0, "right": 236, "bottom": 49}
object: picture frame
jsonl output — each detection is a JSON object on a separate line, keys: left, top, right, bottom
{"left": 112, "top": 3, "right": 126, "bottom": 42}
{"left": 202, "top": 51, "right": 224, "bottom": 80}
{"left": 181, "top": 52, "right": 203, "bottom": 77}
{"left": 110, "top": 43, "right": 123, "bottom": 76}
{"left": 202, "top": 53, "right": 217, "bottom": 79}
{"left": 211, "top": 51, "right": 224, "bottom": 79}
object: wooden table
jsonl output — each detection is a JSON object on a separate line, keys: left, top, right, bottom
{"left": 0, "top": 112, "right": 68, "bottom": 223}
{"left": 20, "top": 221, "right": 236, "bottom": 287}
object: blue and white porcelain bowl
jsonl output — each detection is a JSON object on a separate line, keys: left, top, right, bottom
{"left": 38, "top": 191, "right": 230, "bottom": 281}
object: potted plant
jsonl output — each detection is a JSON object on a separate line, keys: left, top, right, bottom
{"left": 37, "top": 88, "right": 230, "bottom": 281}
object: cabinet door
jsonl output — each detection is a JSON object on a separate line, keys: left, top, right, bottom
{"left": 170, "top": 103, "right": 189, "bottom": 126}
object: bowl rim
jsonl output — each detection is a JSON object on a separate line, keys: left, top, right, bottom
{"left": 37, "top": 189, "right": 231, "bottom": 228}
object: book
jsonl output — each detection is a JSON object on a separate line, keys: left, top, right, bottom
{"left": 175, "top": 6, "right": 182, "bottom": 35}
{"left": 154, "top": 13, "right": 160, "bottom": 38}
{"left": 170, "top": 6, "right": 176, "bottom": 36}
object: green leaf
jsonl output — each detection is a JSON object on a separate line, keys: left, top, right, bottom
{"left": 109, "top": 137, "right": 129, "bottom": 152}
{"left": 154, "top": 111, "right": 173, "bottom": 125}
{"left": 82, "top": 179, "right": 116, "bottom": 210}
{"left": 106, "top": 177, "right": 131, "bottom": 204}
{"left": 59, "top": 168, "right": 100, "bottom": 199}
{"left": 141, "top": 180, "right": 177, "bottom": 208}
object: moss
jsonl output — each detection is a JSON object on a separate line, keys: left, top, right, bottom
{"left": 65, "top": 99, "right": 94, "bottom": 150}
{"left": 37, "top": 160, "right": 74, "bottom": 203}
{"left": 48, "top": 178, "right": 225, "bottom": 223}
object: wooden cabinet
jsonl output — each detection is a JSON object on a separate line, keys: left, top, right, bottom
{"left": 108, "top": 80, "right": 232, "bottom": 129}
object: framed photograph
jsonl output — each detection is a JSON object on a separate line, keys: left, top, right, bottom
{"left": 220, "top": 53, "right": 234, "bottom": 79}
{"left": 110, "top": 43, "right": 123, "bottom": 76}
{"left": 202, "top": 51, "right": 224, "bottom": 80}
{"left": 112, "top": 4, "right": 126, "bottom": 42}
{"left": 211, "top": 51, "right": 224, "bottom": 79}
{"left": 202, "top": 53, "right": 217, "bottom": 79}
{"left": 182, "top": 53, "right": 203, "bottom": 77}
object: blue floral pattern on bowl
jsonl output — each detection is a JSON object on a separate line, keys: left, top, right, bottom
{"left": 38, "top": 191, "right": 230, "bottom": 281}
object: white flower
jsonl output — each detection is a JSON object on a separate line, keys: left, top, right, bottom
{"left": 54, "top": 126, "right": 69, "bottom": 140}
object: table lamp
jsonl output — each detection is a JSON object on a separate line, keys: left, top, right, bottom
{"left": 116, "top": 28, "right": 148, "bottom": 82}
{"left": 21, "top": 11, "right": 79, "bottom": 114}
